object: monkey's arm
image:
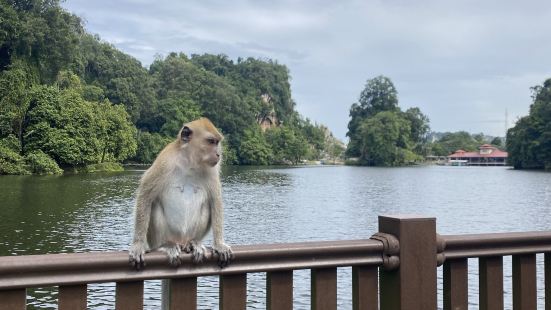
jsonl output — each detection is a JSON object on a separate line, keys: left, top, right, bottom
{"left": 129, "top": 173, "right": 156, "bottom": 270}
{"left": 210, "top": 180, "right": 233, "bottom": 267}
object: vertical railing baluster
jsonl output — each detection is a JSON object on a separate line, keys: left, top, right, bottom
{"left": 352, "top": 266, "right": 378, "bottom": 310}
{"left": 58, "top": 284, "right": 87, "bottom": 310}
{"left": 545, "top": 253, "right": 550, "bottom": 310}
{"left": 0, "top": 289, "right": 26, "bottom": 310}
{"left": 168, "top": 277, "right": 197, "bottom": 310}
{"left": 479, "top": 256, "right": 503, "bottom": 310}
{"left": 443, "top": 258, "right": 468, "bottom": 310}
{"left": 267, "top": 270, "right": 293, "bottom": 310}
{"left": 311, "top": 268, "right": 337, "bottom": 310}
{"left": 512, "top": 254, "right": 536, "bottom": 310}
{"left": 116, "top": 281, "right": 144, "bottom": 310}
{"left": 220, "top": 274, "right": 247, "bottom": 310}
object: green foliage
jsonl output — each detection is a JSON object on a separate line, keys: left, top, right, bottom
{"left": 507, "top": 79, "right": 551, "bottom": 169}
{"left": 23, "top": 84, "right": 136, "bottom": 167}
{"left": 0, "top": 1, "right": 340, "bottom": 172}
{"left": 266, "top": 126, "right": 309, "bottom": 164}
{"left": 347, "top": 75, "right": 399, "bottom": 157}
{"left": 94, "top": 101, "right": 138, "bottom": 163}
{"left": 133, "top": 131, "right": 172, "bottom": 164}
{"left": 238, "top": 127, "right": 272, "bottom": 165}
{"left": 429, "top": 131, "right": 480, "bottom": 156}
{"left": 24, "top": 150, "right": 63, "bottom": 174}
{"left": 0, "top": 136, "right": 30, "bottom": 174}
{"left": 358, "top": 111, "right": 420, "bottom": 166}
{"left": 157, "top": 98, "right": 202, "bottom": 137}
{"left": 346, "top": 76, "right": 429, "bottom": 165}
{"left": 490, "top": 137, "right": 503, "bottom": 148}
{"left": 82, "top": 162, "right": 124, "bottom": 173}
{"left": 403, "top": 107, "right": 430, "bottom": 155}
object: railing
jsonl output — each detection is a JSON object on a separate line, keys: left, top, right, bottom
{"left": 0, "top": 215, "right": 550, "bottom": 310}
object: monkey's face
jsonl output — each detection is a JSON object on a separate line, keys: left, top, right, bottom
{"left": 180, "top": 119, "right": 223, "bottom": 168}
{"left": 199, "top": 135, "right": 222, "bottom": 167}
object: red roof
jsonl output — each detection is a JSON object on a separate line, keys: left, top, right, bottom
{"left": 448, "top": 145, "right": 508, "bottom": 158}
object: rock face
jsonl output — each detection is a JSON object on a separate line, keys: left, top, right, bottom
{"left": 257, "top": 94, "right": 279, "bottom": 131}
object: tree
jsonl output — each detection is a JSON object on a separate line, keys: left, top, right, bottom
{"left": 94, "top": 101, "right": 137, "bottom": 163}
{"left": 490, "top": 137, "right": 503, "bottom": 148}
{"left": 238, "top": 127, "right": 272, "bottom": 165}
{"left": 346, "top": 76, "right": 399, "bottom": 157}
{"left": 0, "top": 61, "right": 36, "bottom": 145}
{"left": 507, "top": 78, "right": 551, "bottom": 169}
{"left": 403, "top": 107, "right": 430, "bottom": 155}
{"left": 429, "top": 131, "right": 479, "bottom": 156}
{"left": 358, "top": 111, "right": 418, "bottom": 166}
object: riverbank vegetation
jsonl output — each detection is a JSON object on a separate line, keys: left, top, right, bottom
{"left": 0, "top": 0, "right": 343, "bottom": 175}
{"left": 506, "top": 79, "right": 551, "bottom": 170}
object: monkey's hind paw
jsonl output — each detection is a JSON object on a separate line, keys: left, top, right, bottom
{"left": 212, "top": 243, "right": 233, "bottom": 268}
{"left": 160, "top": 245, "right": 183, "bottom": 267}
{"left": 191, "top": 242, "right": 207, "bottom": 264}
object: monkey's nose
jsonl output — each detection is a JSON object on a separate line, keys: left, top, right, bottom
{"left": 216, "top": 153, "right": 220, "bottom": 158}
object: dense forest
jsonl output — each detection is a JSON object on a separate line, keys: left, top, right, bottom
{"left": 0, "top": 0, "right": 343, "bottom": 174}
{"left": 506, "top": 79, "right": 551, "bottom": 169}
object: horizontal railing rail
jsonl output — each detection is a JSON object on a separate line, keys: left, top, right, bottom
{"left": 0, "top": 239, "right": 384, "bottom": 290}
{"left": 442, "top": 231, "right": 551, "bottom": 259}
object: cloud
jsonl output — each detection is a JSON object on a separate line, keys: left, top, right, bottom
{"left": 63, "top": 0, "right": 551, "bottom": 140}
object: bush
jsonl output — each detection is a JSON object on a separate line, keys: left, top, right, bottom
{"left": 0, "top": 137, "right": 30, "bottom": 174}
{"left": 83, "top": 162, "right": 124, "bottom": 173}
{"left": 24, "top": 150, "right": 63, "bottom": 174}
{"left": 0, "top": 143, "right": 30, "bottom": 175}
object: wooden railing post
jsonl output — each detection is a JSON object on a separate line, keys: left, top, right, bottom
{"left": 378, "top": 215, "right": 437, "bottom": 310}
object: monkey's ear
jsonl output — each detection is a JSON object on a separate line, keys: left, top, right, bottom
{"left": 181, "top": 126, "right": 193, "bottom": 143}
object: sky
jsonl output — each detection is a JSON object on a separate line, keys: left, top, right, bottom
{"left": 62, "top": 0, "right": 551, "bottom": 141}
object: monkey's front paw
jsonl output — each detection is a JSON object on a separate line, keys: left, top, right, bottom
{"left": 160, "top": 245, "right": 183, "bottom": 267}
{"left": 129, "top": 242, "right": 146, "bottom": 270}
{"left": 212, "top": 243, "right": 233, "bottom": 268}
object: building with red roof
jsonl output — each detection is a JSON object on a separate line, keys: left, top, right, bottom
{"left": 447, "top": 144, "right": 508, "bottom": 166}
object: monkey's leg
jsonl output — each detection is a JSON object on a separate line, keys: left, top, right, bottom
{"left": 159, "top": 243, "right": 182, "bottom": 267}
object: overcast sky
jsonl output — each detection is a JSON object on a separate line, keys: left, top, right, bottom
{"left": 63, "top": 0, "right": 551, "bottom": 141}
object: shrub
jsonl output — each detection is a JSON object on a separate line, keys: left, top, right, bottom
{"left": 24, "top": 150, "right": 63, "bottom": 174}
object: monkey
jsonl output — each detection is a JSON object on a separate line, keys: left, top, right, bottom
{"left": 129, "top": 117, "right": 232, "bottom": 269}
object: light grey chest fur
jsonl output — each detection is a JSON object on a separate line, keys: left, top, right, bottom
{"left": 161, "top": 178, "right": 209, "bottom": 235}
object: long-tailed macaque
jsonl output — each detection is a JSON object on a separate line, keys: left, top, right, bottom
{"left": 129, "top": 118, "right": 232, "bottom": 269}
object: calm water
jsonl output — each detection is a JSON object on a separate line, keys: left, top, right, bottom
{"left": 0, "top": 165, "right": 550, "bottom": 309}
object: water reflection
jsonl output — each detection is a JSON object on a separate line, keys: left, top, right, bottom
{"left": 0, "top": 166, "right": 550, "bottom": 309}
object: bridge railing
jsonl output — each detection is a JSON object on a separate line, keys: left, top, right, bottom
{"left": 1, "top": 215, "right": 551, "bottom": 310}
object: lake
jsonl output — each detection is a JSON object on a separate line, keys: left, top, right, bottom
{"left": 0, "top": 165, "right": 550, "bottom": 309}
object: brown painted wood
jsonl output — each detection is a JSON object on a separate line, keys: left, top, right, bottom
{"left": 0, "top": 289, "right": 26, "bottom": 310}
{"left": 267, "top": 270, "right": 293, "bottom": 310}
{"left": 311, "top": 268, "right": 337, "bottom": 310}
{"left": 512, "top": 254, "right": 537, "bottom": 310}
{"left": 169, "top": 277, "right": 197, "bottom": 310}
{"left": 352, "top": 266, "right": 378, "bottom": 310}
{"left": 379, "top": 215, "right": 438, "bottom": 310}
{"left": 58, "top": 284, "right": 87, "bottom": 310}
{"left": 220, "top": 274, "right": 247, "bottom": 310}
{"left": 115, "top": 281, "right": 143, "bottom": 310}
{"left": 479, "top": 256, "right": 503, "bottom": 310}
{"left": 546, "top": 253, "right": 551, "bottom": 310}
{"left": 443, "top": 258, "right": 468, "bottom": 310}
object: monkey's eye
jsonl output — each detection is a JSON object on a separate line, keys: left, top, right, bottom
{"left": 207, "top": 138, "right": 218, "bottom": 145}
